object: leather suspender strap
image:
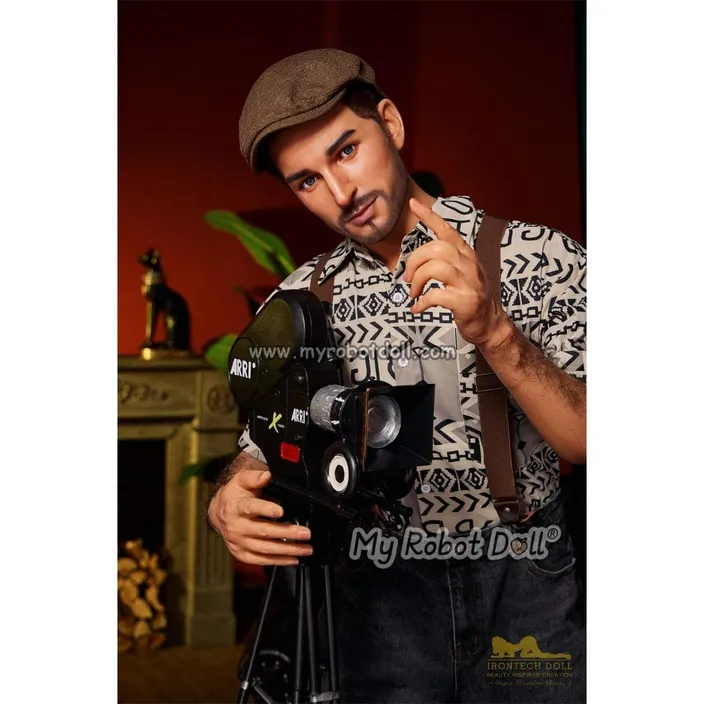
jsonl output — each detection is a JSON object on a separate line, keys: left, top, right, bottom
{"left": 309, "top": 232, "right": 521, "bottom": 524}
{"left": 473, "top": 215, "right": 521, "bottom": 525}
{"left": 309, "top": 252, "right": 336, "bottom": 306}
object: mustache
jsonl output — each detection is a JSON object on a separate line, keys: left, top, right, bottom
{"left": 341, "top": 192, "right": 381, "bottom": 224}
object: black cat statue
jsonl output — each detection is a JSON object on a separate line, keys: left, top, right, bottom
{"left": 138, "top": 248, "right": 193, "bottom": 360}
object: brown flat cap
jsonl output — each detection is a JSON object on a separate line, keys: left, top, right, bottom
{"left": 239, "top": 48, "right": 383, "bottom": 174}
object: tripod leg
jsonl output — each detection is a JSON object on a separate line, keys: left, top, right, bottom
{"left": 303, "top": 564, "right": 320, "bottom": 696}
{"left": 292, "top": 565, "right": 306, "bottom": 704}
{"left": 238, "top": 566, "right": 279, "bottom": 704}
{"left": 323, "top": 564, "right": 339, "bottom": 693}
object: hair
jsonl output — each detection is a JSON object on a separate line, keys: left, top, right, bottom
{"left": 258, "top": 80, "right": 389, "bottom": 180}
{"left": 411, "top": 171, "right": 445, "bottom": 198}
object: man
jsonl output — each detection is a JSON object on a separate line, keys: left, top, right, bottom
{"left": 209, "top": 49, "right": 586, "bottom": 703}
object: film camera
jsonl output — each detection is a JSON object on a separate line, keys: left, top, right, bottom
{"left": 227, "top": 289, "right": 435, "bottom": 558}
{"left": 226, "top": 288, "right": 435, "bottom": 703}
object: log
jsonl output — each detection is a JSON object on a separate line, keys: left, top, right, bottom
{"left": 118, "top": 635, "right": 133, "bottom": 654}
{"left": 145, "top": 584, "right": 164, "bottom": 613}
{"left": 133, "top": 619, "right": 151, "bottom": 640}
{"left": 150, "top": 569, "right": 168, "bottom": 587}
{"left": 124, "top": 539, "right": 144, "bottom": 558}
{"left": 119, "top": 580, "right": 139, "bottom": 607}
{"left": 151, "top": 612, "right": 167, "bottom": 631}
{"left": 130, "top": 569, "right": 147, "bottom": 585}
{"left": 118, "top": 616, "right": 135, "bottom": 638}
{"left": 149, "top": 633, "right": 167, "bottom": 650}
{"left": 118, "top": 540, "right": 169, "bottom": 654}
{"left": 135, "top": 635, "right": 152, "bottom": 653}
{"left": 118, "top": 557, "right": 138, "bottom": 577}
{"left": 131, "top": 598, "right": 153, "bottom": 620}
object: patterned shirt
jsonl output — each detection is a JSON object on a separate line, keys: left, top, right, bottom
{"left": 237, "top": 195, "right": 587, "bottom": 534}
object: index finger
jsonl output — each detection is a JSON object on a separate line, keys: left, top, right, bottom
{"left": 236, "top": 495, "right": 285, "bottom": 519}
{"left": 239, "top": 519, "right": 312, "bottom": 542}
{"left": 409, "top": 198, "right": 463, "bottom": 245}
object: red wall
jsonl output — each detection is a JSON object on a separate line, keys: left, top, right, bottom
{"left": 118, "top": 0, "right": 582, "bottom": 356}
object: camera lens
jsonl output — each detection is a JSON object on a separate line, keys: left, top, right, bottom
{"left": 310, "top": 384, "right": 348, "bottom": 433}
{"left": 366, "top": 396, "right": 402, "bottom": 448}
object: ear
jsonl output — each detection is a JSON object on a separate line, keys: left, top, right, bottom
{"left": 376, "top": 99, "right": 405, "bottom": 151}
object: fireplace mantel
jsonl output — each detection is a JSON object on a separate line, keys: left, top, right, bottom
{"left": 118, "top": 354, "right": 243, "bottom": 647}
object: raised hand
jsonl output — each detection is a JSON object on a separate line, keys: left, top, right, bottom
{"left": 404, "top": 198, "right": 509, "bottom": 347}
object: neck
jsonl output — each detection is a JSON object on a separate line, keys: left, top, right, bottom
{"left": 365, "top": 180, "right": 438, "bottom": 272}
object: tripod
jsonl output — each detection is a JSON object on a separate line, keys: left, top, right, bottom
{"left": 235, "top": 473, "right": 413, "bottom": 703}
{"left": 237, "top": 559, "right": 339, "bottom": 704}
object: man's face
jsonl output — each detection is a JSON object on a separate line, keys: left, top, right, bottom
{"left": 269, "top": 102, "right": 408, "bottom": 245}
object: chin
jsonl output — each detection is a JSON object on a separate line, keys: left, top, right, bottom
{"left": 347, "top": 220, "right": 391, "bottom": 245}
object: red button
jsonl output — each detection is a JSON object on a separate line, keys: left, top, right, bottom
{"left": 280, "top": 442, "right": 300, "bottom": 463}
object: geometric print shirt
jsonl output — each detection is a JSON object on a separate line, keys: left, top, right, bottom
{"left": 237, "top": 194, "right": 587, "bottom": 535}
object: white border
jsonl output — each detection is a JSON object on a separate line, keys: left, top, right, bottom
{"left": 588, "top": 0, "right": 702, "bottom": 700}
{"left": 1, "top": 0, "right": 116, "bottom": 700}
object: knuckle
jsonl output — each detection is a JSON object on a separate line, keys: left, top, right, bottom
{"left": 224, "top": 529, "right": 242, "bottom": 548}
{"left": 433, "top": 240, "right": 446, "bottom": 250}
{"left": 225, "top": 521, "right": 247, "bottom": 543}
{"left": 222, "top": 498, "right": 238, "bottom": 518}
{"left": 213, "top": 504, "right": 226, "bottom": 526}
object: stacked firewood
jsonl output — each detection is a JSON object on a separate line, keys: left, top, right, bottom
{"left": 117, "top": 539, "right": 168, "bottom": 653}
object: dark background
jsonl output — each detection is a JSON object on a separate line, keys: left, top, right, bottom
{"left": 118, "top": 0, "right": 586, "bottom": 356}
{"left": 117, "top": 2, "right": 587, "bottom": 698}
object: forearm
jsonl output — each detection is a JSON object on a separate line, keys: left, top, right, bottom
{"left": 212, "top": 450, "right": 267, "bottom": 494}
{"left": 207, "top": 451, "right": 268, "bottom": 532}
{"left": 477, "top": 315, "right": 586, "bottom": 464}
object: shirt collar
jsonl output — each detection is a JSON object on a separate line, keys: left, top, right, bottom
{"left": 315, "top": 195, "right": 479, "bottom": 285}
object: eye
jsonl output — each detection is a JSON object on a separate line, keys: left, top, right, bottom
{"left": 300, "top": 175, "right": 318, "bottom": 192}
{"left": 339, "top": 144, "right": 357, "bottom": 158}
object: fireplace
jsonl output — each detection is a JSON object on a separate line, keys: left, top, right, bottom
{"left": 118, "top": 355, "right": 242, "bottom": 647}
{"left": 118, "top": 439, "right": 166, "bottom": 550}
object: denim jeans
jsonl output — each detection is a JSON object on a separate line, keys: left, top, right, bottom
{"left": 328, "top": 494, "right": 585, "bottom": 703}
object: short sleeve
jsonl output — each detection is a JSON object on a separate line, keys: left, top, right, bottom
{"left": 256, "top": 254, "right": 322, "bottom": 309}
{"left": 540, "top": 231, "right": 587, "bottom": 381}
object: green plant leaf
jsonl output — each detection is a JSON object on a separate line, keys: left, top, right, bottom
{"left": 179, "top": 461, "right": 209, "bottom": 484}
{"left": 232, "top": 285, "right": 266, "bottom": 318}
{"left": 206, "top": 210, "right": 281, "bottom": 276}
{"left": 225, "top": 214, "right": 296, "bottom": 276}
{"left": 179, "top": 453, "right": 238, "bottom": 484}
{"left": 205, "top": 210, "right": 295, "bottom": 278}
{"left": 204, "top": 333, "right": 237, "bottom": 377}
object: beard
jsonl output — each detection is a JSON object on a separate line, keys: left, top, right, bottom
{"left": 329, "top": 151, "right": 409, "bottom": 246}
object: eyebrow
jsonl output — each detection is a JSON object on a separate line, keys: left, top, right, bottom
{"left": 284, "top": 129, "right": 357, "bottom": 185}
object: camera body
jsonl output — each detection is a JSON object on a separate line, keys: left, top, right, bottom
{"left": 227, "top": 289, "right": 435, "bottom": 561}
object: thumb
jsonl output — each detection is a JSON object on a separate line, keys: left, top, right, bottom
{"left": 236, "top": 468, "right": 272, "bottom": 490}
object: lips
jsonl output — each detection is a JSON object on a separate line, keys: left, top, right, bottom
{"left": 348, "top": 197, "right": 376, "bottom": 225}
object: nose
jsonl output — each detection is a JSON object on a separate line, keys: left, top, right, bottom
{"left": 327, "top": 174, "right": 357, "bottom": 209}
